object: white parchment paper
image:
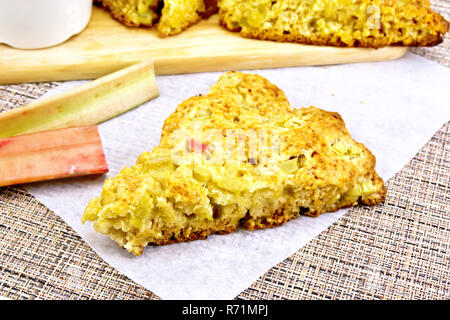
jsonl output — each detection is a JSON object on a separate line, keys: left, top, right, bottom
{"left": 26, "top": 53, "right": 450, "bottom": 299}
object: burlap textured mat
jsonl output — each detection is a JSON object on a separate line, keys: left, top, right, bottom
{"left": 0, "top": 1, "right": 448, "bottom": 299}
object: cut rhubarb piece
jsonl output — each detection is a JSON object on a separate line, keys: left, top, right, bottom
{"left": 0, "top": 126, "right": 108, "bottom": 187}
{"left": 187, "top": 138, "right": 209, "bottom": 153}
{"left": 0, "top": 59, "right": 159, "bottom": 138}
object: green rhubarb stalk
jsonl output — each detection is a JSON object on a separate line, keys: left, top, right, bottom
{"left": 0, "top": 59, "right": 159, "bottom": 138}
{"left": 0, "top": 126, "right": 108, "bottom": 187}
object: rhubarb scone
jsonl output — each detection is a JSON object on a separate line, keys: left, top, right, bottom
{"left": 219, "top": 0, "right": 449, "bottom": 47}
{"left": 157, "top": 0, "right": 209, "bottom": 36}
{"left": 95, "top": 0, "right": 161, "bottom": 27}
{"left": 82, "top": 72, "right": 386, "bottom": 255}
{"left": 95, "top": 0, "right": 219, "bottom": 36}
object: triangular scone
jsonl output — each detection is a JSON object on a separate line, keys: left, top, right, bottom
{"left": 218, "top": 0, "right": 449, "bottom": 47}
{"left": 83, "top": 72, "right": 386, "bottom": 255}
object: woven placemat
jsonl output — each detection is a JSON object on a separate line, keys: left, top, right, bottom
{"left": 0, "top": 1, "right": 449, "bottom": 300}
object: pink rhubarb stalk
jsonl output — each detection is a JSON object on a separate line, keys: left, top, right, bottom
{"left": 0, "top": 126, "right": 108, "bottom": 187}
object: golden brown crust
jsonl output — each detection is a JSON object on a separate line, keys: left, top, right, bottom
{"left": 130, "top": 174, "right": 387, "bottom": 256}
{"left": 130, "top": 223, "right": 237, "bottom": 255}
{"left": 218, "top": 0, "right": 449, "bottom": 48}
{"left": 361, "top": 172, "right": 386, "bottom": 205}
{"left": 219, "top": 17, "right": 446, "bottom": 48}
{"left": 153, "top": 224, "right": 237, "bottom": 245}
{"left": 138, "top": 190, "right": 387, "bottom": 254}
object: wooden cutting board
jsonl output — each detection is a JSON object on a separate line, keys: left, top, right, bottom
{"left": 0, "top": 6, "right": 407, "bottom": 85}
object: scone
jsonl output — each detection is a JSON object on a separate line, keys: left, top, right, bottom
{"left": 219, "top": 0, "right": 449, "bottom": 47}
{"left": 95, "top": 0, "right": 218, "bottom": 36}
{"left": 95, "top": 0, "right": 161, "bottom": 27}
{"left": 157, "top": 0, "right": 209, "bottom": 36}
{"left": 82, "top": 72, "right": 386, "bottom": 255}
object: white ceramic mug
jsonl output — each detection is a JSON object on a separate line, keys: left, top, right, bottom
{"left": 0, "top": 0, "right": 93, "bottom": 49}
